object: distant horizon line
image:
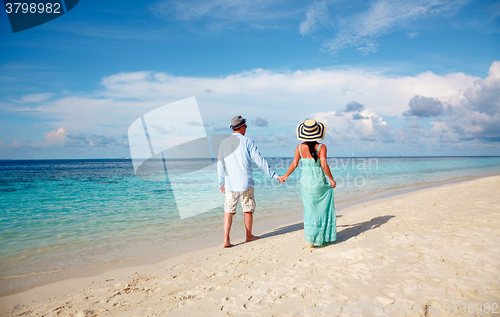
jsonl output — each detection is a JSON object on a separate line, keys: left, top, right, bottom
{"left": 1, "top": 155, "right": 500, "bottom": 161}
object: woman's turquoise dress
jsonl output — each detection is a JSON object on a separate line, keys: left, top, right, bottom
{"left": 299, "top": 144, "right": 336, "bottom": 246}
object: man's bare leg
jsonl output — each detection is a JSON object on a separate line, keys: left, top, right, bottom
{"left": 223, "top": 213, "right": 234, "bottom": 247}
{"left": 244, "top": 212, "right": 259, "bottom": 242}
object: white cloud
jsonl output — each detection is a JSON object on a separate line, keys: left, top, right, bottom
{"left": 1, "top": 127, "right": 69, "bottom": 150}
{"left": 372, "top": 61, "right": 500, "bottom": 147}
{"left": 407, "top": 31, "right": 419, "bottom": 39}
{"left": 408, "top": 121, "right": 421, "bottom": 129}
{"left": 299, "top": 0, "right": 328, "bottom": 36}
{"left": 2, "top": 66, "right": 477, "bottom": 135}
{"left": 305, "top": 61, "right": 500, "bottom": 149}
{"left": 66, "top": 133, "right": 126, "bottom": 148}
{"left": 314, "top": 105, "right": 394, "bottom": 144}
{"left": 0, "top": 140, "right": 21, "bottom": 149}
{"left": 44, "top": 127, "right": 67, "bottom": 145}
{"left": 321, "top": 0, "right": 469, "bottom": 56}
{"left": 96, "top": 67, "right": 476, "bottom": 119}
{"left": 434, "top": 61, "right": 500, "bottom": 142}
{"left": 17, "top": 93, "right": 53, "bottom": 103}
{"left": 151, "top": 0, "right": 302, "bottom": 29}
{"left": 2, "top": 62, "right": 497, "bottom": 156}
{"left": 254, "top": 134, "right": 273, "bottom": 143}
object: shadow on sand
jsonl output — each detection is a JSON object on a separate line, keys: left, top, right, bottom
{"left": 313, "top": 215, "right": 395, "bottom": 248}
{"left": 259, "top": 223, "right": 304, "bottom": 239}
{"left": 230, "top": 215, "right": 393, "bottom": 248}
{"left": 259, "top": 215, "right": 344, "bottom": 240}
{"left": 335, "top": 215, "right": 395, "bottom": 243}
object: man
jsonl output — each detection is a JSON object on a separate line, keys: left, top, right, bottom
{"left": 217, "top": 115, "right": 283, "bottom": 248}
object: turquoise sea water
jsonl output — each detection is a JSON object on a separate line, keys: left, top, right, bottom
{"left": 1, "top": 157, "right": 500, "bottom": 293}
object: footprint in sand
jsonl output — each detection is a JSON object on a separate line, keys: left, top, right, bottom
{"left": 375, "top": 296, "right": 394, "bottom": 306}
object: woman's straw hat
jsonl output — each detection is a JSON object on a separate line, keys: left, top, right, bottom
{"left": 296, "top": 119, "right": 325, "bottom": 141}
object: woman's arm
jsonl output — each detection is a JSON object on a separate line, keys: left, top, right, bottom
{"left": 282, "top": 144, "right": 301, "bottom": 182}
{"left": 319, "top": 144, "right": 336, "bottom": 188}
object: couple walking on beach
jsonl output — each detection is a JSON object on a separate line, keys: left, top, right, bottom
{"left": 217, "top": 115, "right": 337, "bottom": 248}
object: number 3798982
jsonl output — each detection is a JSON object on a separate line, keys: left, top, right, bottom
{"left": 5, "top": 2, "right": 62, "bottom": 14}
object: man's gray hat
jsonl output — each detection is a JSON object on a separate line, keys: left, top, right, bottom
{"left": 230, "top": 115, "right": 247, "bottom": 129}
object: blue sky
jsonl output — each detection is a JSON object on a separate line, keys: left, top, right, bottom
{"left": 0, "top": 0, "right": 499, "bottom": 158}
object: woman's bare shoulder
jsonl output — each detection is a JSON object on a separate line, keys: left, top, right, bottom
{"left": 318, "top": 143, "right": 327, "bottom": 154}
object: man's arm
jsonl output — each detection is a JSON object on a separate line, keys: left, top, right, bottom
{"left": 247, "top": 139, "right": 278, "bottom": 180}
{"left": 217, "top": 152, "right": 226, "bottom": 193}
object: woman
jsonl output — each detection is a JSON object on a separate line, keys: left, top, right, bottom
{"left": 282, "top": 119, "right": 337, "bottom": 247}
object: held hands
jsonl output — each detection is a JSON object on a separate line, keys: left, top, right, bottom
{"left": 277, "top": 175, "right": 288, "bottom": 183}
{"left": 277, "top": 175, "right": 333, "bottom": 187}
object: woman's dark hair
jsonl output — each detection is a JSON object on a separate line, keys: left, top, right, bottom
{"left": 306, "top": 141, "right": 319, "bottom": 162}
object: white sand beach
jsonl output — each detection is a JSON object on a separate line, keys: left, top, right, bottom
{"left": 1, "top": 175, "right": 499, "bottom": 316}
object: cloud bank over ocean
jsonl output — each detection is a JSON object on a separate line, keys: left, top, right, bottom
{"left": 1, "top": 62, "right": 499, "bottom": 158}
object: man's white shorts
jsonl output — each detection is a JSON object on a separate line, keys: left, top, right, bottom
{"left": 224, "top": 187, "right": 256, "bottom": 214}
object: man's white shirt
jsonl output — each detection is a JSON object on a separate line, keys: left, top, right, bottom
{"left": 217, "top": 133, "right": 278, "bottom": 192}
